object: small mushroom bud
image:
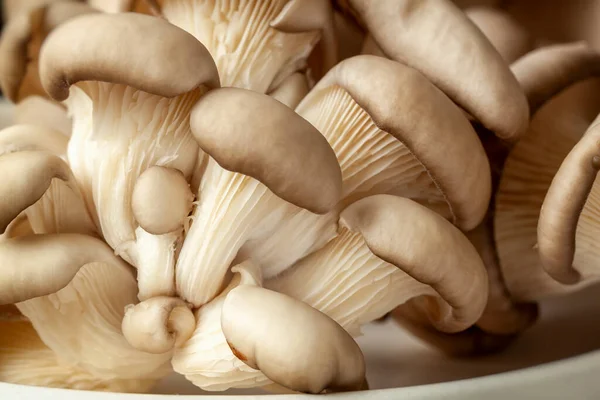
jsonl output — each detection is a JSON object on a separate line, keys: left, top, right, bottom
{"left": 221, "top": 285, "right": 366, "bottom": 394}
{"left": 122, "top": 296, "right": 195, "bottom": 354}
{"left": 132, "top": 166, "right": 194, "bottom": 235}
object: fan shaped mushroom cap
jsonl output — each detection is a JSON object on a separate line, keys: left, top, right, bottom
{"left": 299, "top": 55, "right": 491, "bottom": 230}
{"left": 465, "top": 6, "right": 533, "bottom": 63}
{"left": 495, "top": 78, "right": 600, "bottom": 301}
{"left": 537, "top": 116, "right": 600, "bottom": 284}
{"left": 189, "top": 87, "right": 341, "bottom": 214}
{"left": 40, "top": 12, "right": 220, "bottom": 101}
{"left": 343, "top": 0, "right": 529, "bottom": 141}
{"left": 0, "top": 124, "right": 67, "bottom": 157}
{"left": 221, "top": 285, "right": 366, "bottom": 394}
{"left": 122, "top": 296, "right": 195, "bottom": 354}
{"left": 512, "top": 42, "right": 600, "bottom": 114}
{"left": 0, "top": 0, "right": 97, "bottom": 102}
{"left": 13, "top": 96, "right": 71, "bottom": 136}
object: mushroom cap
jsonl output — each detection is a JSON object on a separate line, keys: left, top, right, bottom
{"left": 122, "top": 296, "right": 195, "bottom": 354}
{"left": 0, "top": 124, "right": 67, "bottom": 156}
{"left": 511, "top": 42, "right": 600, "bottom": 115}
{"left": 13, "top": 96, "right": 71, "bottom": 136}
{"left": 495, "top": 78, "right": 600, "bottom": 301}
{"left": 537, "top": 118, "right": 600, "bottom": 284}
{"left": 39, "top": 12, "right": 220, "bottom": 102}
{"left": 268, "top": 72, "right": 310, "bottom": 109}
{"left": 465, "top": 6, "right": 533, "bottom": 63}
{"left": 303, "top": 55, "right": 491, "bottom": 230}
{"left": 340, "top": 194, "right": 488, "bottom": 333}
{"left": 0, "top": 1, "right": 97, "bottom": 102}
{"left": 221, "top": 285, "right": 366, "bottom": 393}
{"left": 0, "top": 151, "right": 72, "bottom": 234}
{"left": 0, "top": 233, "right": 122, "bottom": 305}
{"left": 189, "top": 87, "right": 342, "bottom": 214}
{"left": 345, "top": 0, "right": 529, "bottom": 141}
{"left": 131, "top": 166, "right": 194, "bottom": 235}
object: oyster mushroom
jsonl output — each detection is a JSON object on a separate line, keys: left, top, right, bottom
{"left": 245, "top": 55, "right": 491, "bottom": 278}
{"left": 267, "top": 195, "right": 488, "bottom": 336}
{"left": 267, "top": 72, "right": 310, "bottom": 109}
{"left": 339, "top": 0, "right": 529, "bottom": 141}
{"left": 39, "top": 12, "right": 220, "bottom": 300}
{"left": 13, "top": 96, "right": 72, "bottom": 136}
{"left": 495, "top": 78, "right": 600, "bottom": 301}
{"left": 465, "top": 6, "right": 533, "bottom": 63}
{"left": 135, "top": 0, "right": 336, "bottom": 93}
{"left": 537, "top": 114, "right": 600, "bottom": 285}
{"left": 0, "top": 0, "right": 97, "bottom": 102}
{"left": 176, "top": 87, "right": 342, "bottom": 307}
{"left": 221, "top": 285, "right": 367, "bottom": 394}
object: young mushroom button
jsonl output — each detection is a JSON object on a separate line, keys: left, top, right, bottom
{"left": 177, "top": 87, "right": 342, "bottom": 307}
{"left": 221, "top": 285, "right": 366, "bottom": 394}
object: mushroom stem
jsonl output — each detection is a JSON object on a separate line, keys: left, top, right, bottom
{"left": 122, "top": 296, "right": 195, "bottom": 354}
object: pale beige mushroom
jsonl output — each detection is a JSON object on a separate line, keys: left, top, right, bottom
{"left": 221, "top": 285, "right": 366, "bottom": 393}
{"left": 13, "top": 96, "right": 71, "bottom": 136}
{"left": 244, "top": 55, "right": 491, "bottom": 279}
{"left": 338, "top": 0, "right": 529, "bottom": 141}
{"left": 495, "top": 78, "right": 600, "bottom": 301}
{"left": 267, "top": 72, "right": 310, "bottom": 109}
{"left": 267, "top": 195, "right": 488, "bottom": 336}
{"left": 39, "top": 12, "right": 220, "bottom": 300}
{"left": 177, "top": 87, "right": 342, "bottom": 307}
{"left": 0, "top": 1, "right": 97, "bottom": 102}
{"left": 132, "top": 0, "right": 336, "bottom": 93}
{"left": 537, "top": 114, "right": 600, "bottom": 286}
{"left": 465, "top": 6, "right": 533, "bottom": 63}
{"left": 122, "top": 296, "right": 195, "bottom": 354}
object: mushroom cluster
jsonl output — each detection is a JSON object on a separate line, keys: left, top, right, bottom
{"left": 0, "top": 0, "right": 599, "bottom": 395}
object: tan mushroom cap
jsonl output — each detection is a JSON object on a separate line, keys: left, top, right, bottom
{"left": 122, "top": 296, "right": 195, "bottom": 354}
{"left": 221, "top": 285, "right": 366, "bottom": 394}
{"left": 0, "top": 124, "right": 67, "bottom": 156}
{"left": 0, "top": 1, "right": 97, "bottom": 102}
{"left": 512, "top": 42, "right": 600, "bottom": 114}
{"left": 538, "top": 117, "right": 600, "bottom": 284}
{"left": 495, "top": 78, "right": 600, "bottom": 301}
{"left": 131, "top": 166, "right": 194, "bottom": 235}
{"left": 13, "top": 96, "right": 71, "bottom": 136}
{"left": 189, "top": 87, "right": 342, "bottom": 214}
{"left": 343, "top": 0, "right": 529, "bottom": 141}
{"left": 0, "top": 233, "right": 125, "bottom": 305}
{"left": 39, "top": 12, "right": 220, "bottom": 102}
{"left": 0, "top": 151, "right": 72, "bottom": 234}
{"left": 305, "top": 55, "right": 491, "bottom": 230}
{"left": 340, "top": 195, "right": 488, "bottom": 333}
{"left": 465, "top": 6, "right": 533, "bottom": 63}
{"left": 268, "top": 72, "right": 310, "bottom": 109}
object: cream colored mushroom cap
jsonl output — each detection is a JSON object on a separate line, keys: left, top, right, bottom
{"left": 189, "top": 87, "right": 342, "bottom": 214}
{"left": 39, "top": 12, "right": 220, "bottom": 101}
{"left": 340, "top": 194, "right": 488, "bottom": 333}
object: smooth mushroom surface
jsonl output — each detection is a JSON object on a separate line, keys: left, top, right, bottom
{"left": 495, "top": 78, "right": 600, "bottom": 301}
{"left": 39, "top": 12, "right": 220, "bottom": 301}
{"left": 176, "top": 87, "right": 342, "bottom": 307}
{"left": 221, "top": 285, "right": 366, "bottom": 394}
{"left": 13, "top": 96, "right": 72, "bottom": 136}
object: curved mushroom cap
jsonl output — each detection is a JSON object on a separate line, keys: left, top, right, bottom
{"left": 465, "top": 6, "right": 533, "bottom": 63}
{"left": 14, "top": 96, "right": 71, "bottom": 136}
{"left": 0, "top": 1, "right": 97, "bottom": 102}
{"left": 189, "top": 87, "right": 342, "bottom": 214}
{"left": 495, "top": 78, "right": 600, "bottom": 301}
{"left": 0, "top": 233, "right": 123, "bottom": 305}
{"left": 0, "top": 124, "right": 67, "bottom": 156}
{"left": 340, "top": 195, "right": 488, "bottom": 333}
{"left": 302, "top": 55, "right": 491, "bottom": 230}
{"left": 221, "top": 285, "right": 366, "bottom": 393}
{"left": 0, "top": 151, "right": 72, "bottom": 234}
{"left": 344, "top": 0, "right": 529, "bottom": 141}
{"left": 512, "top": 42, "right": 600, "bottom": 114}
{"left": 537, "top": 118, "right": 600, "bottom": 284}
{"left": 122, "top": 296, "right": 195, "bottom": 354}
{"left": 268, "top": 72, "right": 310, "bottom": 109}
{"left": 39, "top": 12, "right": 220, "bottom": 102}
{"left": 131, "top": 166, "right": 194, "bottom": 235}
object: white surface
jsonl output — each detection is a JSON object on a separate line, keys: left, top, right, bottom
{"left": 2, "top": 282, "right": 600, "bottom": 398}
